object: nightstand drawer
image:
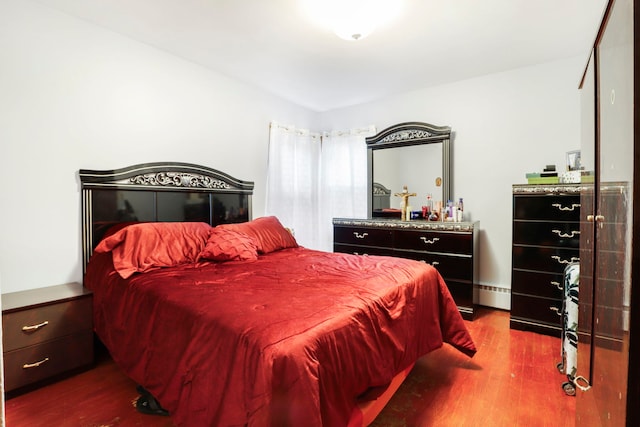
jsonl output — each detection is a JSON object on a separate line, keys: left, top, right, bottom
{"left": 3, "top": 331, "right": 93, "bottom": 392}
{"left": 2, "top": 298, "right": 92, "bottom": 352}
{"left": 2, "top": 282, "right": 94, "bottom": 393}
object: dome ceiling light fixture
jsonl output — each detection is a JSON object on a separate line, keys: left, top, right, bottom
{"left": 300, "top": 0, "right": 404, "bottom": 41}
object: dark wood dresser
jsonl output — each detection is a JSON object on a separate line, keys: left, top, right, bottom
{"left": 511, "top": 184, "right": 580, "bottom": 336}
{"left": 2, "top": 282, "right": 94, "bottom": 394}
{"left": 333, "top": 218, "right": 479, "bottom": 320}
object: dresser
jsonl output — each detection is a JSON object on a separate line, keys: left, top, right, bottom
{"left": 2, "top": 282, "right": 94, "bottom": 394}
{"left": 333, "top": 218, "right": 479, "bottom": 320}
{"left": 510, "top": 184, "right": 581, "bottom": 336}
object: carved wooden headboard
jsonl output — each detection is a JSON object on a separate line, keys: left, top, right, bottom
{"left": 79, "top": 162, "right": 254, "bottom": 272}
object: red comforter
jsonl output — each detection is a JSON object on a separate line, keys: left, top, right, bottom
{"left": 85, "top": 247, "right": 476, "bottom": 426}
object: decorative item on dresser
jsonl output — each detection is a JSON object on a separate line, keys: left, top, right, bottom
{"left": 2, "top": 282, "right": 94, "bottom": 396}
{"left": 510, "top": 183, "right": 580, "bottom": 336}
{"left": 333, "top": 218, "right": 479, "bottom": 320}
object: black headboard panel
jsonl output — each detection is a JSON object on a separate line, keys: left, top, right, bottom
{"left": 79, "top": 162, "right": 254, "bottom": 272}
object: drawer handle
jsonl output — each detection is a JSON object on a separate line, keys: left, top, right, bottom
{"left": 23, "top": 357, "right": 50, "bottom": 369}
{"left": 420, "top": 237, "right": 440, "bottom": 245}
{"left": 551, "top": 255, "right": 579, "bottom": 265}
{"left": 353, "top": 232, "right": 369, "bottom": 239}
{"left": 549, "top": 306, "right": 562, "bottom": 316}
{"left": 551, "top": 281, "right": 563, "bottom": 290}
{"left": 353, "top": 252, "right": 369, "bottom": 256}
{"left": 22, "top": 320, "right": 49, "bottom": 332}
{"left": 430, "top": 261, "right": 440, "bottom": 266}
{"left": 552, "top": 229, "right": 580, "bottom": 238}
{"left": 551, "top": 203, "right": 580, "bottom": 212}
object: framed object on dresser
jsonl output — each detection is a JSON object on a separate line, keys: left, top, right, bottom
{"left": 510, "top": 184, "right": 581, "bottom": 336}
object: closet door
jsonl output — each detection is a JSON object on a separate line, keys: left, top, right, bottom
{"left": 577, "top": 0, "right": 635, "bottom": 424}
{"left": 577, "top": 50, "right": 595, "bottom": 406}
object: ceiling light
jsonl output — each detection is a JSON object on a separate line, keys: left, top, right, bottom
{"left": 301, "top": 0, "right": 404, "bottom": 41}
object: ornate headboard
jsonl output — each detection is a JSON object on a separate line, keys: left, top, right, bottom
{"left": 79, "top": 162, "right": 254, "bottom": 272}
{"left": 372, "top": 182, "right": 391, "bottom": 210}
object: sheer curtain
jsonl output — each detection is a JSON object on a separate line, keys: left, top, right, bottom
{"left": 266, "top": 122, "right": 322, "bottom": 249}
{"left": 266, "top": 121, "right": 374, "bottom": 251}
{"left": 317, "top": 126, "right": 375, "bottom": 251}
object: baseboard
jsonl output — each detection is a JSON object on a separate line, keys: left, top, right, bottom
{"left": 476, "top": 284, "right": 511, "bottom": 310}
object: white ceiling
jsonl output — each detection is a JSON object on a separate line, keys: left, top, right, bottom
{"left": 35, "top": 0, "right": 608, "bottom": 112}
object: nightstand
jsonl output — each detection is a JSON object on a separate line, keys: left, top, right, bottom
{"left": 2, "top": 282, "right": 94, "bottom": 394}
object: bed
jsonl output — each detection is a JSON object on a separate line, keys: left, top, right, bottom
{"left": 79, "top": 162, "right": 476, "bottom": 427}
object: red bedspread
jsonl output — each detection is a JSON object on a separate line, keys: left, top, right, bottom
{"left": 85, "top": 247, "right": 476, "bottom": 426}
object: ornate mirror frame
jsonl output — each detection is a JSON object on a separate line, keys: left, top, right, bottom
{"left": 366, "top": 122, "right": 452, "bottom": 216}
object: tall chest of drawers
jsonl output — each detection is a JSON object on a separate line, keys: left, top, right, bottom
{"left": 333, "top": 218, "right": 479, "bottom": 320}
{"left": 2, "top": 282, "right": 94, "bottom": 394}
{"left": 510, "top": 184, "right": 580, "bottom": 336}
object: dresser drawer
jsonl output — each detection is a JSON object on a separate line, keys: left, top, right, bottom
{"left": 513, "top": 194, "right": 581, "bottom": 221}
{"left": 512, "top": 221, "right": 580, "bottom": 248}
{"left": 334, "top": 227, "right": 392, "bottom": 247}
{"left": 333, "top": 244, "right": 393, "bottom": 257}
{"left": 2, "top": 298, "right": 93, "bottom": 352}
{"left": 445, "top": 279, "right": 474, "bottom": 308}
{"left": 510, "top": 294, "right": 563, "bottom": 327}
{"left": 333, "top": 219, "right": 479, "bottom": 320}
{"left": 3, "top": 331, "right": 94, "bottom": 392}
{"left": 394, "top": 230, "right": 472, "bottom": 255}
{"left": 512, "top": 246, "right": 579, "bottom": 274}
{"left": 511, "top": 269, "right": 564, "bottom": 300}
{"left": 398, "top": 250, "right": 472, "bottom": 282}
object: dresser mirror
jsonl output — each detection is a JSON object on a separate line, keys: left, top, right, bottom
{"left": 367, "top": 122, "right": 452, "bottom": 217}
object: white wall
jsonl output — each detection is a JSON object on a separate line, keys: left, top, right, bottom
{"left": 0, "top": 0, "right": 587, "bottom": 308}
{"left": 319, "top": 57, "right": 586, "bottom": 308}
{"left": 0, "top": 0, "right": 315, "bottom": 293}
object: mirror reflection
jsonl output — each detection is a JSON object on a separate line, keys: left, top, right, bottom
{"left": 373, "top": 143, "right": 443, "bottom": 212}
{"left": 367, "top": 122, "right": 451, "bottom": 219}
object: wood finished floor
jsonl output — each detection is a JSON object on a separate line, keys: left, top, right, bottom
{"left": 4, "top": 308, "right": 575, "bottom": 427}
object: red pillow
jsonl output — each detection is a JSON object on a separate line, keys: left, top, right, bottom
{"left": 94, "top": 222, "right": 211, "bottom": 278}
{"left": 217, "top": 216, "right": 297, "bottom": 254}
{"left": 199, "top": 228, "right": 258, "bottom": 262}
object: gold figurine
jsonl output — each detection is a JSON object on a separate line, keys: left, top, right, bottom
{"left": 394, "top": 185, "right": 416, "bottom": 221}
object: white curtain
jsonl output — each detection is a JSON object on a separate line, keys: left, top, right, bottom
{"left": 266, "top": 122, "right": 322, "bottom": 248}
{"left": 318, "top": 126, "right": 375, "bottom": 251}
{"left": 266, "top": 121, "right": 374, "bottom": 251}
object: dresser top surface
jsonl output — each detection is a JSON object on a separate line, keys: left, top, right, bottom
{"left": 333, "top": 217, "right": 478, "bottom": 232}
{"left": 2, "top": 282, "right": 91, "bottom": 313}
{"left": 512, "top": 183, "right": 582, "bottom": 194}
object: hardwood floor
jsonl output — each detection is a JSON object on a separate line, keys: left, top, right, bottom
{"left": 4, "top": 308, "right": 575, "bottom": 426}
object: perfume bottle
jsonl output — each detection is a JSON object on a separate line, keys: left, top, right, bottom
{"left": 457, "top": 198, "right": 464, "bottom": 222}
